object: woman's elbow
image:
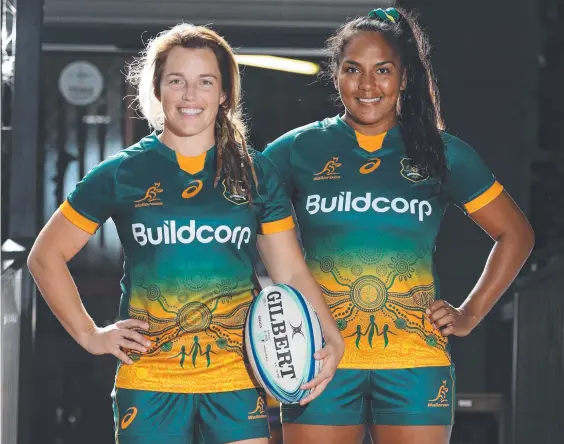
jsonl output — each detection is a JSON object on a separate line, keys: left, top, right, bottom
{"left": 524, "top": 224, "right": 535, "bottom": 254}
{"left": 498, "top": 220, "right": 535, "bottom": 257}
{"left": 514, "top": 222, "right": 535, "bottom": 256}
{"left": 27, "top": 243, "right": 52, "bottom": 276}
{"left": 27, "top": 247, "right": 43, "bottom": 275}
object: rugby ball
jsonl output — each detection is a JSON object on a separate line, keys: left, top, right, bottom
{"left": 245, "top": 284, "right": 324, "bottom": 404}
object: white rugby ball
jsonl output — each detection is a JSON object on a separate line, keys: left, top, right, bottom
{"left": 245, "top": 284, "right": 324, "bottom": 404}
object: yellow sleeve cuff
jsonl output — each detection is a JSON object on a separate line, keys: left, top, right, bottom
{"left": 59, "top": 200, "right": 100, "bottom": 235}
{"left": 260, "top": 216, "right": 295, "bottom": 235}
{"left": 463, "top": 181, "right": 504, "bottom": 214}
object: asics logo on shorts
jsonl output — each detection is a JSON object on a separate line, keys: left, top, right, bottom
{"left": 132, "top": 220, "right": 252, "bottom": 249}
{"left": 306, "top": 192, "right": 433, "bottom": 221}
{"left": 120, "top": 407, "right": 138, "bottom": 429}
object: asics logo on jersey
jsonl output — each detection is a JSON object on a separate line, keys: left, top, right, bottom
{"left": 132, "top": 221, "right": 252, "bottom": 249}
{"left": 120, "top": 407, "right": 138, "bottom": 430}
{"left": 135, "top": 182, "right": 163, "bottom": 207}
{"left": 400, "top": 158, "right": 430, "bottom": 183}
{"left": 306, "top": 192, "right": 432, "bottom": 221}
{"left": 314, "top": 157, "right": 342, "bottom": 181}
{"left": 182, "top": 180, "right": 203, "bottom": 199}
{"left": 428, "top": 380, "right": 450, "bottom": 408}
{"left": 360, "top": 158, "right": 381, "bottom": 174}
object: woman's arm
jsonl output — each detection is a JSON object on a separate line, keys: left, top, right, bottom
{"left": 428, "top": 191, "right": 535, "bottom": 336}
{"left": 28, "top": 211, "right": 150, "bottom": 362}
{"left": 257, "top": 229, "right": 345, "bottom": 404}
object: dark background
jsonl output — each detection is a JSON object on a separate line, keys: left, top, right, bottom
{"left": 2, "top": 0, "right": 563, "bottom": 443}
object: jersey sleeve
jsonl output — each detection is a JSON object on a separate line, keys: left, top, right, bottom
{"left": 262, "top": 130, "right": 296, "bottom": 197}
{"left": 59, "top": 154, "right": 123, "bottom": 234}
{"left": 253, "top": 152, "right": 295, "bottom": 235}
{"left": 444, "top": 133, "right": 504, "bottom": 214}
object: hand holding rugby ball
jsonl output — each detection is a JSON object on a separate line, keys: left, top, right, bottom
{"left": 245, "top": 284, "right": 324, "bottom": 404}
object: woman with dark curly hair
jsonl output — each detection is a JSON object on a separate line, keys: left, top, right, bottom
{"left": 265, "top": 7, "right": 534, "bottom": 444}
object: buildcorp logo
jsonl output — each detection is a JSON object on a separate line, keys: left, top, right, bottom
{"left": 132, "top": 220, "right": 252, "bottom": 249}
{"left": 306, "top": 192, "right": 433, "bottom": 221}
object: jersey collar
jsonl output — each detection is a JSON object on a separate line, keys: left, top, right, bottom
{"left": 144, "top": 132, "right": 216, "bottom": 176}
{"left": 333, "top": 114, "right": 402, "bottom": 151}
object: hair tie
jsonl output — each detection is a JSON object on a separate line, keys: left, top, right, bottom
{"left": 368, "top": 7, "right": 401, "bottom": 23}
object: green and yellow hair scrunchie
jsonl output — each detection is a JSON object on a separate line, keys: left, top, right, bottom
{"left": 368, "top": 7, "right": 401, "bottom": 23}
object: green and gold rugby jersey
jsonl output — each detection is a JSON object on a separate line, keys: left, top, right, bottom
{"left": 60, "top": 133, "right": 294, "bottom": 393}
{"left": 264, "top": 116, "right": 503, "bottom": 370}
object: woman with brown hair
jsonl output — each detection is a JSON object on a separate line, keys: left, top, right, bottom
{"left": 27, "top": 24, "right": 344, "bottom": 444}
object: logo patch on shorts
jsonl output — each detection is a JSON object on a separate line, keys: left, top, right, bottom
{"left": 121, "top": 407, "right": 138, "bottom": 429}
{"left": 248, "top": 396, "right": 268, "bottom": 420}
{"left": 428, "top": 380, "right": 450, "bottom": 408}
